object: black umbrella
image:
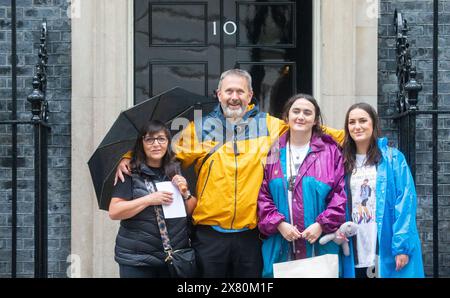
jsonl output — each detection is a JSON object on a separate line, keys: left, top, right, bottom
{"left": 88, "top": 87, "right": 216, "bottom": 210}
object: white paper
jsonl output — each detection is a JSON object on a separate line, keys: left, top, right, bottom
{"left": 155, "top": 181, "right": 187, "bottom": 219}
{"left": 273, "top": 254, "right": 339, "bottom": 278}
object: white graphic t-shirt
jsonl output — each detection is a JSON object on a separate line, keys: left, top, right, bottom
{"left": 286, "top": 142, "right": 310, "bottom": 218}
{"left": 350, "top": 154, "right": 378, "bottom": 268}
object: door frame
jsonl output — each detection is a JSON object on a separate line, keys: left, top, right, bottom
{"left": 313, "top": 0, "right": 321, "bottom": 102}
{"left": 127, "top": 0, "right": 134, "bottom": 108}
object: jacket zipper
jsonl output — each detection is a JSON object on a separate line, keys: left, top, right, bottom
{"left": 199, "top": 160, "right": 214, "bottom": 199}
{"left": 230, "top": 126, "right": 239, "bottom": 229}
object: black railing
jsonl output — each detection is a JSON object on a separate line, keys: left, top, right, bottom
{"left": 393, "top": 10, "right": 422, "bottom": 177}
{"left": 393, "top": 7, "right": 449, "bottom": 278}
{"left": 0, "top": 10, "right": 50, "bottom": 278}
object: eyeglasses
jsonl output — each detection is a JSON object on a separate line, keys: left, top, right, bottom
{"left": 143, "top": 136, "right": 168, "bottom": 145}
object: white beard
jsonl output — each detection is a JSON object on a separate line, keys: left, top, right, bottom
{"left": 222, "top": 104, "right": 245, "bottom": 119}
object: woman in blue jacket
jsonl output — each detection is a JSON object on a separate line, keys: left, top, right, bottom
{"left": 342, "top": 102, "right": 424, "bottom": 278}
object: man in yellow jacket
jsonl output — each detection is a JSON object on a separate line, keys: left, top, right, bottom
{"left": 116, "top": 69, "right": 344, "bottom": 277}
{"left": 173, "top": 69, "right": 287, "bottom": 277}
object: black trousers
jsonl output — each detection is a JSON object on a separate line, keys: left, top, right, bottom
{"left": 119, "top": 264, "right": 170, "bottom": 278}
{"left": 191, "top": 225, "right": 263, "bottom": 278}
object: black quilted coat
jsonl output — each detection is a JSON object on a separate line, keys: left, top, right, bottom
{"left": 114, "top": 164, "right": 189, "bottom": 267}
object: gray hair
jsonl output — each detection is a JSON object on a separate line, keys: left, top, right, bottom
{"left": 217, "top": 69, "right": 253, "bottom": 92}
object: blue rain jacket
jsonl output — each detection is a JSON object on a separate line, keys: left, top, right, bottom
{"left": 359, "top": 138, "right": 424, "bottom": 278}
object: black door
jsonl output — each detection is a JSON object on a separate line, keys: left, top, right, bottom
{"left": 134, "top": 0, "right": 312, "bottom": 118}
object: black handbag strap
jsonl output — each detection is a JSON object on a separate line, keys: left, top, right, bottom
{"left": 144, "top": 179, "right": 174, "bottom": 260}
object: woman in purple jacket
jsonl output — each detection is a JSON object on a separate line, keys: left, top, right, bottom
{"left": 257, "top": 94, "right": 349, "bottom": 277}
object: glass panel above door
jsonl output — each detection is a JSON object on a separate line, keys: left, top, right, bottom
{"left": 237, "top": 2, "right": 295, "bottom": 47}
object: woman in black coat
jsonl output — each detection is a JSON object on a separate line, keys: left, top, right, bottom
{"left": 109, "top": 120, "right": 197, "bottom": 278}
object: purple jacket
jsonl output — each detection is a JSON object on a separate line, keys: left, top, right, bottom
{"left": 257, "top": 132, "right": 347, "bottom": 261}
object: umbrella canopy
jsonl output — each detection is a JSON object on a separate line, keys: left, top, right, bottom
{"left": 88, "top": 87, "right": 216, "bottom": 210}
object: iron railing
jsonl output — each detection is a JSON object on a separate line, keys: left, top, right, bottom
{"left": 0, "top": 5, "right": 50, "bottom": 277}
{"left": 393, "top": 7, "right": 450, "bottom": 278}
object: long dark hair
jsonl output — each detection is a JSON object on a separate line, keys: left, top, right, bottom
{"left": 343, "top": 103, "right": 381, "bottom": 174}
{"left": 281, "top": 93, "right": 323, "bottom": 136}
{"left": 130, "top": 120, "right": 180, "bottom": 178}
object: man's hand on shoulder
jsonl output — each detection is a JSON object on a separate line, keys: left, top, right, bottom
{"left": 114, "top": 158, "right": 132, "bottom": 185}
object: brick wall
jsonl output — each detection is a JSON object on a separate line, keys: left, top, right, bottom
{"left": 379, "top": 0, "right": 450, "bottom": 277}
{"left": 0, "top": 0, "right": 70, "bottom": 278}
